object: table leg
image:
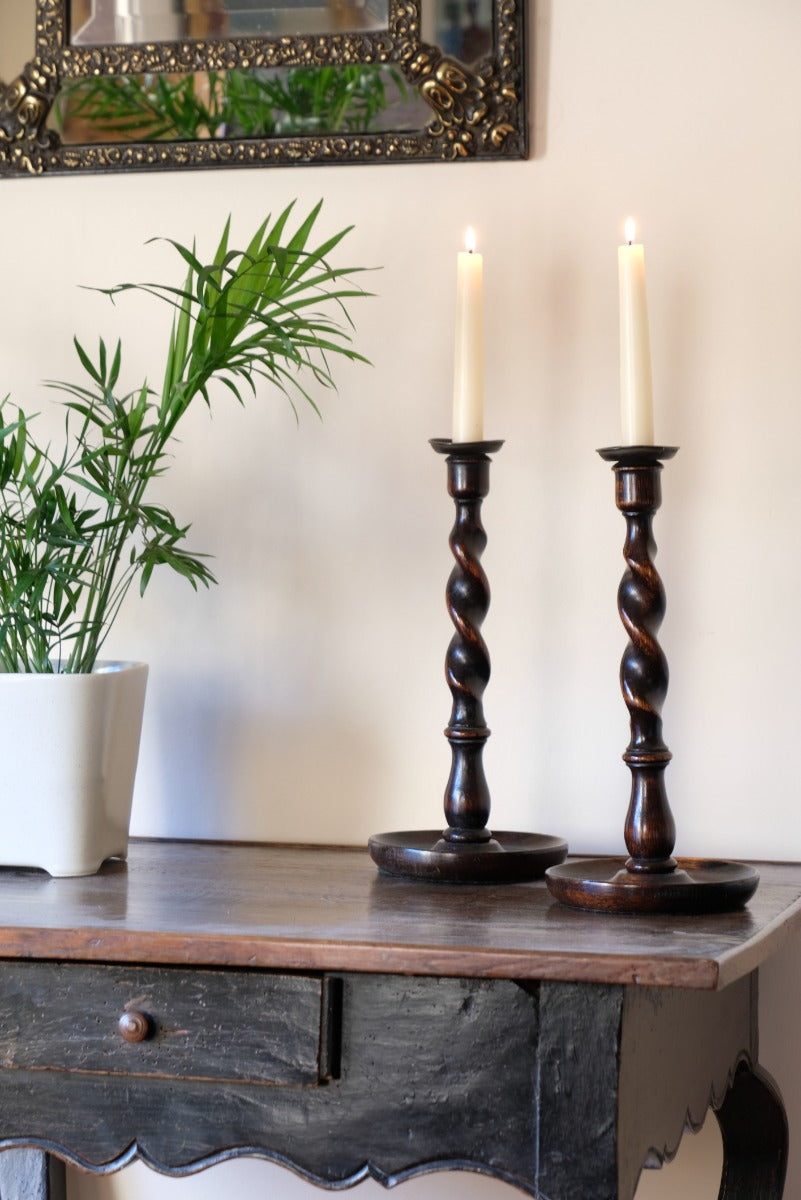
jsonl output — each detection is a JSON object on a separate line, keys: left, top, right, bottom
{"left": 0, "top": 1150, "right": 66, "bottom": 1200}
{"left": 716, "top": 1063, "right": 787, "bottom": 1200}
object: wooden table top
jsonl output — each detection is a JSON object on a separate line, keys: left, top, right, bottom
{"left": 0, "top": 840, "right": 798, "bottom": 990}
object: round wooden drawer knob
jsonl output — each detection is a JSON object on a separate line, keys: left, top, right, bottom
{"left": 118, "top": 1010, "right": 152, "bottom": 1043}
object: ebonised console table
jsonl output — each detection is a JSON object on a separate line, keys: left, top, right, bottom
{"left": 0, "top": 840, "right": 797, "bottom": 1200}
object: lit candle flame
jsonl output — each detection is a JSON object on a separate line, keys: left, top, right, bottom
{"left": 465, "top": 226, "right": 477, "bottom": 254}
{"left": 624, "top": 217, "right": 636, "bottom": 245}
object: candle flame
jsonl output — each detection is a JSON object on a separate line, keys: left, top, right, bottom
{"left": 465, "top": 227, "right": 477, "bottom": 254}
{"left": 624, "top": 217, "right": 636, "bottom": 245}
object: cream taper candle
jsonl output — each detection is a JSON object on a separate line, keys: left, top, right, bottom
{"left": 618, "top": 218, "right": 654, "bottom": 445}
{"left": 452, "top": 227, "right": 484, "bottom": 443}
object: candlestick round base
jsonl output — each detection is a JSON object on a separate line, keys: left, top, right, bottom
{"left": 545, "top": 857, "right": 759, "bottom": 914}
{"left": 368, "top": 830, "right": 567, "bottom": 884}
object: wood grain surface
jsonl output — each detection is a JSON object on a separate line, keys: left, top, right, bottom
{"left": 0, "top": 840, "right": 796, "bottom": 989}
{"left": 0, "top": 962, "right": 329, "bottom": 1084}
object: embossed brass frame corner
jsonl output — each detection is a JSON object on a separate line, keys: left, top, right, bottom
{"left": 0, "top": 0, "right": 527, "bottom": 177}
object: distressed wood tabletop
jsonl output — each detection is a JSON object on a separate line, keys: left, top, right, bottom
{"left": 0, "top": 840, "right": 797, "bottom": 989}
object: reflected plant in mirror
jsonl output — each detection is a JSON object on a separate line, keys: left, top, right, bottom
{"left": 0, "top": 0, "right": 526, "bottom": 175}
{"left": 53, "top": 64, "right": 417, "bottom": 143}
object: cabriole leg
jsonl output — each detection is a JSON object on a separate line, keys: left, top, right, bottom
{"left": 716, "top": 1064, "right": 787, "bottom": 1200}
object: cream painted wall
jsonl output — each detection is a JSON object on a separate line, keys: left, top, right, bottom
{"left": 2, "top": 1, "right": 800, "bottom": 1197}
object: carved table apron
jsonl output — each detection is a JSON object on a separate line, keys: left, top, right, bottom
{"left": 0, "top": 841, "right": 794, "bottom": 1200}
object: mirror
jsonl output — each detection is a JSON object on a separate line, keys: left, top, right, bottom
{"left": 0, "top": 0, "right": 526, "bottom": 175}
{"left": 71, "top": 0, "right": 391, "bottom": 44}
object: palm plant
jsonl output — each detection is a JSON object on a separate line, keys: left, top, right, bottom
{"left": 0, "top": 201, "right": 369, "bottom": 673}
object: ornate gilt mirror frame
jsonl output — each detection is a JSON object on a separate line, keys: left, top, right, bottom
{"left": 0, "top": 0, "right": 526, "bottom": 176}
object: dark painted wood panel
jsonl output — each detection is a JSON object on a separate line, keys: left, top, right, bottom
{"left": 0, "top": 975, "right": 542, "bottom": 1194}
{"left": 0, "top": 963, "right": 328, "bottom": 1086}
{"left": 0, "top": 842, "right": 795, "bottom": 988}
{"left": 535, "top": 976, "right": 758, "bottom": 1199}
{"left": 0, "top": 972, "right": 764, "bottom": 1200}
{"left": 536, "top": 982, "right": 623, "bottom": 1199}
{"left": 617, "top": 973, "right": 756, "bottom": 1198}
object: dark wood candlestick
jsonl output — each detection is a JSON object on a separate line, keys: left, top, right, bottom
{"left": 546, "top": 445, "right": 759, "bottom": 914}
{"left": 369, "top": 439, "right": 567, "bottom": 883}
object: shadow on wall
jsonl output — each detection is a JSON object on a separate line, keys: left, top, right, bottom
{"left": 71, "top": 1157, "right": 525, "bottom": 1198}
{"left": 145, "top": 671, "right": 384, "bottom": 844}
{"left": 531, "top": 0, "right": 551, "bottom": 158}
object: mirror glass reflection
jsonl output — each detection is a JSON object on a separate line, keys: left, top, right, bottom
{"left": 0, "top": 2, "right": 35, "bottom": 85}
{"left": 70, "top": 0, "right": 390, "bottom": 43}
{"left": 435, "top": 0, "right": 491, "bottom": 65}
{"left": 49, "top": 63, "right": 430, "bottom": 143}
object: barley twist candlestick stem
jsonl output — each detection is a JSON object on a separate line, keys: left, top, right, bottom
{"left": 440, "top": 440, "right": 494, "bottom": 842}
{"left": 369, "top": 439, "right": 566, "bottom": 883}
{"left": 546, "top": 446, "right": 759, "bottom": 914}
{"left": 616, "top": 448, "right": 676, "bottom": 872}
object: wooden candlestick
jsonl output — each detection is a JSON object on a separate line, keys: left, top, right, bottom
{"left": 546, "top": 446, "right": 759, "bottom": 914}
{"left": 369, "top": 439, "right": 567, "bottom": 883}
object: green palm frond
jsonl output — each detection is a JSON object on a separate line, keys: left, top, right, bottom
{"left": 0, "top": 204, "right": 371, "bottom": 673}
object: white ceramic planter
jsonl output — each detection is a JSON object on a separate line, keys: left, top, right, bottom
{"left": 0, "top": 661, "right": 148, "bottom": 876}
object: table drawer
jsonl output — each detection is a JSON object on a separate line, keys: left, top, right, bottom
{"left": 0, "top": 963, "right": 338, "bottom": 1086}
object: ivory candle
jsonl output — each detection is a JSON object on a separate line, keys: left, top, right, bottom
{"left": 618, "top": 218, "right": 654, "bottom": 445}
{"left": 452, "top": 227, "right": 484, "bottom": 443}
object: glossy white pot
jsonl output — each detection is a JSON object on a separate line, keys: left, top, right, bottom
{"left": 0, "top": 662, "right": 148, "bottom": 877}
